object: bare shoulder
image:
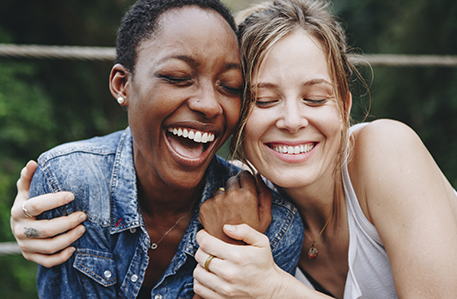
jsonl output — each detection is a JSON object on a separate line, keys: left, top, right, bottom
{"left": 350, "top": 119, "right": 424, "bottom": 174}
{"left": 353, "top": 119, "right": 420, "bottom": 151}
{"left": 347, "top": 119, "right": 450, "bottom": 222}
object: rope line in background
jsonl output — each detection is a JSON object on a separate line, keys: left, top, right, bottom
{"left": 0, "top": 44, "right": 457, "bottom": 66}
{"left": 0, "top": 44, "right": 115, "bottom": 61}
{"left": 0, "top": 242, "right": 21, "bottom": 256}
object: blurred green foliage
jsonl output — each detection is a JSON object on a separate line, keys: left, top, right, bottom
{"left": 0, "top": 0, "right": 456, "bottom": 298}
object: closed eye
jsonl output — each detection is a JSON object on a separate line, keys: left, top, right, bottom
{"left": 159, "top": 75, "right": 192, "bottom": 86}
{"left": 303, "top": 98, "right": 328, "bottom": 106}
{"left": 255, "top": 98, "right": 279, "bottom": 107}
{"left": 219, "top": 85, "right": 242, "bottom": 96}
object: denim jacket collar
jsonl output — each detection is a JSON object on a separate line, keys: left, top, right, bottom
{"left": 109, "top": 128, "right": 230, "bottom": 257}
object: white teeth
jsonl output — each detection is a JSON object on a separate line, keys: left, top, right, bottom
{"left": 168, "top": 127, "right": 215, "bottom": 144}
{"left": 274, "top": 143, "right": 314, "bottom": 155}
{"left": 194, "top": 131, "right": 202, "bottom": 142}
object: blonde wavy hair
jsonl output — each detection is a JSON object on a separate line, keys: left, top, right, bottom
{"left": 231, "top": 0, "right": 359, "bottom": 173}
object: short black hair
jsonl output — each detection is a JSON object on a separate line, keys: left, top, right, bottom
{"left": 115, "top": 0, "right": 236, "bottom": 74}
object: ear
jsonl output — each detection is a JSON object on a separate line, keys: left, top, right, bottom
{"left": 109, "top": 64, "right": 131, "bottom": 105}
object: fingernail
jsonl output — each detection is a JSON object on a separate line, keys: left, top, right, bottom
{"left": 65, "top": 193, "right": 75, "bottom": 203}
{"left": 69, "top": 247, "right": 76, "bottom": 254}
{"left": 224, "top": 224, "right": 236, "bottom": 232}
{"left": 79, "top": 213, "right": 87, "bottom": 222}
{"left": 77, "top": 226, "right": 86, "bottom": 236}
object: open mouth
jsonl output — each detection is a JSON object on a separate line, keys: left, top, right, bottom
{"left": 167, "top": 127, "right": 216, "bottom": 159}
{"left": 269, "top": 143, "right": 316, "bottom": 155}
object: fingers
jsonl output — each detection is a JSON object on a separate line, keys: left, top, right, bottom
{"left": 19, "top": 224, "right": 86, "bottom": 256}
{"left": 19, "top": 192, "right": 75, "bottom": 218}
{"left": 223, "top": 224, "right": 270, "bottom": 248}
{"left": 196, "top": 229, "right": 235, "bottom": 260}
{"left": 24, "top": 246, "right": 77, "bottom": 269}
{"left": 194, "top": 265, "right": 224, "bottom": 299}
{"left": 237, "top": 170, "right": 256, "bottom": 190}
{"left": 18, "top": 212, "right": 87, "bottom": 239}
{"left": 225, "top": 175, "right": 240, "bottom": 192}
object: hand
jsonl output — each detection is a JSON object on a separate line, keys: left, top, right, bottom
{"left": 193, "top": 224, "right": 288, "bottom": 299}
{"left": 10, "top": 160, "right": 87, "bottom": 268}
{"left": 199, "top": 171, "right": 272, "bottom": 244}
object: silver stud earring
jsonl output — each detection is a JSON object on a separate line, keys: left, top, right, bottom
{"left": 117, "top": 96, "right": 125, "bottom": 105}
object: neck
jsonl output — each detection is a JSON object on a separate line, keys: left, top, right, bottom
{"left": 278, "top": 170, "right": 345, "bottom": 233}
{"left": 137, "top": 176, "right": 204, "bottom": 220}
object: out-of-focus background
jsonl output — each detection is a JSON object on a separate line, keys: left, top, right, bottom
{"left": 0, "top": 0, "right": 456, "bottom": 297}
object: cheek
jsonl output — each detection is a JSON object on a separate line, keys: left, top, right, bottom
{"left": 224, "top": 99, "right": 242, "bottom": 131}
{"left": 242, "top": 109, "right": 271, "bottom": 160}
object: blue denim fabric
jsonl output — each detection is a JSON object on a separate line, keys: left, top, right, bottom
{"left": 30, "top": 127, "right": 304, "bottom": 299}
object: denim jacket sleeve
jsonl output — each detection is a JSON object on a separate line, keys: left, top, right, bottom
{"left": 30, "top": 156, "right": 120, "bottom": 299}
{"left": 266, "top": 191, "right": 304, "bottom": 275}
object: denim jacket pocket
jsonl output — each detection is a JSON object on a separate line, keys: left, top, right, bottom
{"left": 74, "top": 248, "right": 117, "bottom": 287}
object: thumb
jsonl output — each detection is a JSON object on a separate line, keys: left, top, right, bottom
{"left": 223, "top": 224, "right": 270, "bottom": 248}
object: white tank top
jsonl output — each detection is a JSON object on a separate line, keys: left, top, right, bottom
{"left": 295, "top": 123, "right": 398, "bottom": 298}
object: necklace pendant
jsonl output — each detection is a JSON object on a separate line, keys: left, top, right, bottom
{"left": 150, "top": 243, "right": 158, "bottom": 250}
{"left": 308, "top": 245, "right": 318, "bottom": 259}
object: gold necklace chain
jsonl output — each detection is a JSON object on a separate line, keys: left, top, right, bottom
{"left": 303, "top": 206, "right": 334, "bottom": 259}
{"left": 146, "top": 196, "right": 198, "bottom": 250}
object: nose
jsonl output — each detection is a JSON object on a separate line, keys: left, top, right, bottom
{"left": 276, "top": 99, "right": 308, "bottom": 133}
{"left": 187, "top": 84, "right": 222, "bottom": 119}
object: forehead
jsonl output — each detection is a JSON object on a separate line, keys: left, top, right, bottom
{"left": 135, "top": 6, "right": 240, "bottom": 69}
{"left": 256, "top": 29, "right": 330, "bottom": 84}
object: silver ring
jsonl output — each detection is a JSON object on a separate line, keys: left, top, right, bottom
{"left": 22, "top": 202, "right": 33, "bottom": 218}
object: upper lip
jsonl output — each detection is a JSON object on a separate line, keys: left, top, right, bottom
{"left": 165, "top": 121, "right": 221, "bottom": 137}
{"left": 266, "top": 140, "right": 316, "bottom": 147}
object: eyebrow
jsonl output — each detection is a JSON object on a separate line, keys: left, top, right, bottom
{"left": 254, "top": 78, "right": 332, "bottom": 89}
{"left": 159, "top": 55, "right": 241, "bottom": 71}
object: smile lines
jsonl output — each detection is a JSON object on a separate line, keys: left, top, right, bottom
{"left": 272, "top": 143, "right": 315, "bottom": 155}
{"left": 167, "top": 127, "right": 215, "bottom": 143}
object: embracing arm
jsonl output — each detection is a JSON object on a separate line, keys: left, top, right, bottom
{"left": 194, "top": 171, "right": 328, "bottom": 298}
{"left": 10, "top": 161, "right": 86, "bottom": 268}
{"left": 193, "top": 225, "right": 332, "bottom": 299}
{"left": 351, "top": 119, "right": 457, "bottom": 298}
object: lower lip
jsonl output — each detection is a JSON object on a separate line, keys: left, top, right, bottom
{"left": 264, "top": 143, "right": 317, "bottom": 163}
{"left": 165, "top": 130, "right": 217, "bottom": 168}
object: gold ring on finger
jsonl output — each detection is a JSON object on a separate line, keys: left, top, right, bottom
{"left": 204, "top": 254, "right": 215, "bottom": 272}
{"left": 212, "top": 187, "right": 226, "bottom": 196}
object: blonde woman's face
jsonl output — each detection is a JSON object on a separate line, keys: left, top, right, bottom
{"left": 243, "top": 29, "right": 344, "bottom": 189}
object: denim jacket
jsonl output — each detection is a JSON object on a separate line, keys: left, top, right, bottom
{"left": 30, "top": 128, "right": 304, "bottom": 299}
